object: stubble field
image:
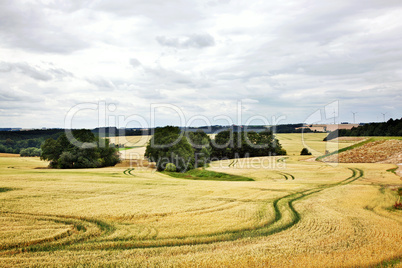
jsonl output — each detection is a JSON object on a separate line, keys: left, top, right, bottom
{"left": 0, "top": 133, "right": 401, "bottom": 267}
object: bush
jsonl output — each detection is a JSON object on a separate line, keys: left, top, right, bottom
{"left": 300, "top": 148, "right": 312, "bottom": 155}
{"left": 164, "top": 163, "right": 177, "bottom": 172}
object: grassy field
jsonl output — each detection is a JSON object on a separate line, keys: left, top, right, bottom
{"left": 0, "top": 134, "right": 401, "bottom": 267}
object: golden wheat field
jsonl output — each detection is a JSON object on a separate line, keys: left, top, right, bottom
{"left": 0, "top": 134, "right": 401, "bottom": 267}
{"left": 275, "top": 133, "right": 355, "bottom": 156}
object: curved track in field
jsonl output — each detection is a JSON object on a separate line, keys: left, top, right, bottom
{"left": 276, "top": 171, "right": 295, "bottom": 180}
{"left": 69, "top": 168, "right": 363, "bottom": 250}
{"left": 0, "top": 168, "right": 364, "bottom": 253}
{"left": 0, "top": 212, "right": 114, "bottom": 254}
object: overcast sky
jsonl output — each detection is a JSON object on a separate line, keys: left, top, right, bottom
{"left": 1, "top": 0, "right": 401, "bottom": 128}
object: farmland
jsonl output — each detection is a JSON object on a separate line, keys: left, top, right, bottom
{"left": 0, "top": 134, "right": 401, "bottom": 267}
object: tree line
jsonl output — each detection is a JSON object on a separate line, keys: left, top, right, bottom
{"left": 145, "top": 126, "right": 286, "bottom": 172}
{"left": 324, "top": 118, "right": 402, "bottom": 140}
{"left": 0, "top": 129, "right": 64, "bottom": 155}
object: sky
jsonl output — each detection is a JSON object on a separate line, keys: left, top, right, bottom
{"left": 1, "top": 0, "right": 401, "bottom": 129}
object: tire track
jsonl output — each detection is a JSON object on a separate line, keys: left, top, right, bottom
{"left": 3, "top": 168, "right": 362, "bottom": 252}
{"left": 0, "top": 212, "right": 115, "bottom": 254}
{"left": 69, "top": 168, "right": 363, "bottom": 250}
{"left": 276, "top": 171, "right": 295, "bottom": 180}
{"left": 123, "top": 168, "right": 135, "bottom": 176}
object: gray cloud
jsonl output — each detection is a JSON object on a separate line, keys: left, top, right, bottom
{"left": 0, "top": 0, "right": 401, "bottom": 127}
{"left": 0, "top": 1, "right": 90, "bottom": 54}
{"left": 156, "top": 34, "right": 215, "bottom": 49}
{"left": 129, "top": 58, "right": 142, "bottom": 68}
{"left": 0, "top": 62, "right": 73, "bottom": 81}
{"left": 90, "top": 0, "right": 203, "bottom": 26}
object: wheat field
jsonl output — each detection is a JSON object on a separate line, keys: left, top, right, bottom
{"left": 0, "top": 134, "right": 401, "bottom": 267}
{"left": 275, "top": 133, "right": 356, "bottom": 156}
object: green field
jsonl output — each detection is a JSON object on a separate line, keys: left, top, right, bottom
{"left": 0, "top": 134, "right": 401, "bottom": 267}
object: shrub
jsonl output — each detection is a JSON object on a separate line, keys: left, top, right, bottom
{"left": 300, "top": 148, "right": 312, "bottom": 155}
{"left": 164, "top": 163, "right": 177, "bottom": 172}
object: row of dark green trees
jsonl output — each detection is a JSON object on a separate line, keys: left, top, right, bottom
{"left": 324, "top": 118, "right": 402, "bottom": 140}
{"left": 145, "top": 126, "right": 286, "bottom": 172}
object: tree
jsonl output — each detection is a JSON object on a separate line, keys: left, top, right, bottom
{"left": 145, "top": 127, "right": 286, "bottom": 172}
{"left": 145, "top": 126, "right": 195, "bottom": 172}
{"left": 40, "top": 129, "right": 120, "bottom": 169}
{"left": 300, "top": 148, "right": 312, "bottom": 155}
{"left": 187, "top": 131, "right": 212, "bottom": 168}
{"left": 211, "top": 130, "right": 286, "bottom": 159}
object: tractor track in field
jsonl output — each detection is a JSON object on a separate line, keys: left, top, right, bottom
{"left": 0, "top": 211, "right": 115, "bottom": 254}
{"left": 123, "top": 168, "right": 135, "bottom": 176}
{"left": 63, "top": 168, "right": 364, "bottom": 250}
{"left": 276, "top": 171, "right": 295, "bottom": 180}
{"left": 1, "top": 168, "right": 363, "bottom": 253}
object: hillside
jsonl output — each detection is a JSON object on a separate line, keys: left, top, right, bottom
{"left": 322, "top": 139, "right": 402, "bottom": 163}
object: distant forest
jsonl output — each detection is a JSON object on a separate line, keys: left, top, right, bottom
{"left": 325, "top": 118, "right": 402, "bottom": 140}
{"left": 0, "top": 129, "right": 64, "bottom": 154}
{"left": 93, "top": 124, "right": 314, "bottom": 136}
{"left": 267, "top": 124, "right": 314, "bottom": 133}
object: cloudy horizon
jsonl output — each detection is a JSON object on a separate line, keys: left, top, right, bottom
{"left": 1, "top": 0, "right": 401, "bottom": 129}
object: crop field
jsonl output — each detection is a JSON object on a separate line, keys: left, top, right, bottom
{"left": 275, "top": 133, "right": 357, "bottom": 156}
{"left": 108, "top": 135, "right": 151, "bottom": 160}
{"left": 0, "top": 134, "right": 401, "bottom": 267}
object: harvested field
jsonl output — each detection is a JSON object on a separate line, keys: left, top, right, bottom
{"left": 379, "top": 152, "right": 402, "bottom": 164}
{"left": 323, "top": 139, "right": 402, "bottom": 163}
